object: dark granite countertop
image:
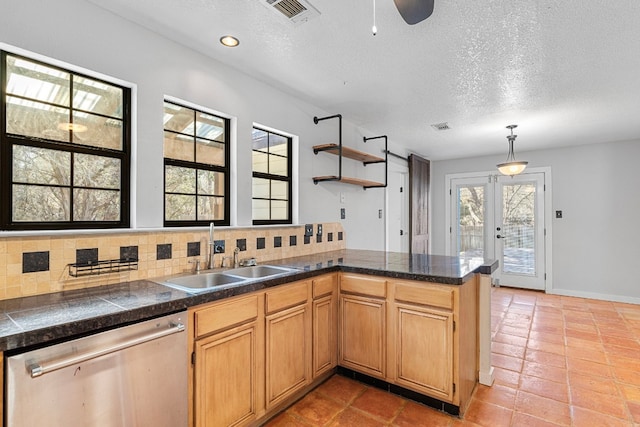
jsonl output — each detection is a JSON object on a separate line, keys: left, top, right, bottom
{"left": 0, "top": 250, "right": 497, "bottom": 352}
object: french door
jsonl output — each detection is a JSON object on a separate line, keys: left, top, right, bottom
{"left": 450, "top": 172, "right": 547, "bottom": 290}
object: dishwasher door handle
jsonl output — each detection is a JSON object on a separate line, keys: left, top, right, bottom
{"left": 29, "top": 321, "right": 185, "bottom": 378}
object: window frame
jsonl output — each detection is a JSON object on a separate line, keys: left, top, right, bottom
{"left": 163, "top": 100, "right": 231, "bottom": 227}
{"left": 0, "top": 50, "right": 131, "bottom": 231}
{"left": 252, "top": 126, "right": 293, "bottom": 225}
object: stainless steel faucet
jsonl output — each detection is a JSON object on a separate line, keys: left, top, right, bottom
{"left": 208, "top": 222, "right": 215, "bottom": 269}
{"left": 233, "top": 247, "right": 240, "bottom": 268}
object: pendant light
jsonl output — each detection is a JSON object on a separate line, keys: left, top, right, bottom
{"left": 497, "top": 124, "right": 528, "bottom": 176}
{"left": 372, "top": 0, "right": 378, "bottom": 35}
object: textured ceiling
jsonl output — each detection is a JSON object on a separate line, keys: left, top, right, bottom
{"left": 87, "top": 0, "right": 640, "bottom": 160}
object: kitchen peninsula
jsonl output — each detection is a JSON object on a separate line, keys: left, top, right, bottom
{"left": 0, "top": 250, "right": 497, "bottom": 425}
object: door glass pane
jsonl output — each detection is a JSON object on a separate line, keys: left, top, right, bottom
{"left": 457, "top": 185, "right": 484, "bottom": 258}
{"left": 502, "top": 183, "right": 536, "bottom": 275}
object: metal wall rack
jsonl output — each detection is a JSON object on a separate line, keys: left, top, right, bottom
{"left": 68, "top": 258, "right": 139, "bottom": 277}
{"left": 312, "top": 114, "right": 388, "bottom": 189}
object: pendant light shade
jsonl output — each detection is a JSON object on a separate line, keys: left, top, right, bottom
{"left": 497, "top": 125, "right": 528, "bottom": 176}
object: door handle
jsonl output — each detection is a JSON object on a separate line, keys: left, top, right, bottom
{"left": 496, "top": 235, "right": 505, "bottom": 239}
{"left": 28, "top": 321, "right": 185, "bottom": 378}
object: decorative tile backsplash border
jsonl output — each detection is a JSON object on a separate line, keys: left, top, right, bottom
{"left": 0, "top": 223, "right": 345, "bottom": 300}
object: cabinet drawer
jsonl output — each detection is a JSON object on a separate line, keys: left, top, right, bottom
{"left": 266, "top": 281, "right": 309, "bottom": 313}
{"left": 313, "top": 274, "right": 335, "bottom": 299}
{"left": 394, "top": 281, "right": 454, "bottom": 310}
{"left": 195, "top": 295, "right": 259, "bottom": 338}
{"left": 340, "top": 273, "right": 386, "bottom": 298}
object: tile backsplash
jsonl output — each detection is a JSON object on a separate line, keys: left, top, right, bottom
{"left": 0, "top": 223, "right": 345, "bottom": 300}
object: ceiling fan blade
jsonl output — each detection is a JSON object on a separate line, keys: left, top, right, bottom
{"left": 393, "top": 0, "right": 434, "bottom": 25}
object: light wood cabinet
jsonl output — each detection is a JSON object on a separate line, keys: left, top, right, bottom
{"left": 338, "top": 273, "right": 478, "bottom": 413}
{"left": 192, "top": 294, "right": 262, "bottom": 427}
{"left": 339, "top": 274, "right": 387, "bottom": 379}
{"left": 264, "top": 280, "right": 312, "bottom": 410}
{"left": 194, "top": 323, "right": 258, "bottom": 427}
{"left": 312, "top": 274, "right": 337, "bottom": 378}
{"left": 393, "top": 303, "right": 454, "bottom": 400}
{"left": 388, "top": 277, "right": 477, "bottom": 411}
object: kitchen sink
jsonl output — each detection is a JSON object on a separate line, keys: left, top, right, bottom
{"left": 160, "top": 272, "right": 246, "bottom": 293}
{"left": 156, "top": 265, "right": 298, "bottom": 293}
{"left": 224, "top": 265, "right": 296, "bottom": 279}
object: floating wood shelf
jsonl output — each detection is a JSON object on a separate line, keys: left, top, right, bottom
{"left": 312, "top": 175, "right": 386, "bottom": 188}
{"left": 312, "top": 144, "right": 385, "bottom": 165}
{"left": 312, "top": 113, "right": 387, "bottom": 190}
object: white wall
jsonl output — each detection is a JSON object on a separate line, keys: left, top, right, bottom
{"left": 432, "top": 139, "right": 640, "bottom": 302}
{"left": 0, "top": 0, "right": 389, "bottom": 250}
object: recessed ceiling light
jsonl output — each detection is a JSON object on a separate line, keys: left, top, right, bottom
{"left": 220, "top": 35, "right": 239, "bottom": 47}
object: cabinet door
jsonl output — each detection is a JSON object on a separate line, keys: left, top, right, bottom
{"left": 394, "top": 304, "right": 454, "bottom": 401}
{"left": 312, "top": 294, "right": 336, "bottom": 377}
{"left": 194, "top": 324, "right": 257, "bottom": 427}
{"left": 265, "top": 304, "right": 310, "bottom": 409}
{"left": 339, "top": 294, "right": 386, "bottom": 378}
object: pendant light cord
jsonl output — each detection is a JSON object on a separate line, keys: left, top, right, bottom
{"left": 372, "top": 0, "right": 377, "bottom": 35}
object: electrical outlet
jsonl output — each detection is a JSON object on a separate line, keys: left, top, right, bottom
{"left": 304, "top": 224, "right": 313, "bottom": 237}
{"left": 214, "top": 240, "right": 225, "bottom": 254}
{"left": 316, "top": 224, "right": 323, "bottom": 236}
{"left": 555, "top": 210, "right": 563, "bottom": 219}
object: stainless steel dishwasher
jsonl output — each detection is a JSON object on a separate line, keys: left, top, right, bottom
{"left": 5, "top": 311, "right": 188, "bottom": 427}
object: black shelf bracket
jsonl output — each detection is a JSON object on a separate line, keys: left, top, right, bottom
{"left": 363, "top": 135, "right": 388, "bottom": 188}
{"left": 313, "top": 114, "right": 343, "bottom": 182}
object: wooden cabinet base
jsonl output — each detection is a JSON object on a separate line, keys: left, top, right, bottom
{"left": 336, "top": 367, "right": 465, "bottom": 416}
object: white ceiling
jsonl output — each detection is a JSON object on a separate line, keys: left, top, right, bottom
{"left": 88, "top": 0, "right": 640, "bottom": 160}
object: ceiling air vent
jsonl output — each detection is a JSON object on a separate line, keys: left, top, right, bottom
{"left": 431, "top": 122, "right": 451, "bottom": 131}
{"left": 262, "top": 0, "right": 320, "bottom": 26}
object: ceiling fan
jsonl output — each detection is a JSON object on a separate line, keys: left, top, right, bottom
{"left": 393, "top": 0, "right": 434, "bottom": 25}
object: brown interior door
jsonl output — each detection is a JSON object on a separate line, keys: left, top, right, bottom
{"left": 409, "top": 154, "right": 430, "bottom": 254}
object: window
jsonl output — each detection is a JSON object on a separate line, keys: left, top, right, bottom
{"left": 0, "top": 51, "right": 131, "bottom": 230}
{"left": 163, "top": 100, "right": 230, "bottom": 226}
{"left": 252, "top": 127, "right": 292, "bottom": 224}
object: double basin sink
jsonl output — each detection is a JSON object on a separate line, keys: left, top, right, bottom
{"left": 156, "top": 265, "right": 299, "bottom": 293}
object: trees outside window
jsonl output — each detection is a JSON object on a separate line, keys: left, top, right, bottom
{"left": 163, "top": 100, "right": 230, "bottom": 226}
{"left": 0, "top": 52, "right": 130, "bottom": 230}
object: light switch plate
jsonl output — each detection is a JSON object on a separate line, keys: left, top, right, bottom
{"left": 316, "top": 224, "right": 323, "bottom": 236}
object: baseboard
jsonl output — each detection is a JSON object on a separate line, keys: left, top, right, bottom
{"left": 547, "top": 288, "right": 640, "bottom": 305}
{"left": 336, "top": 366, "right": 461, "bottom": 416}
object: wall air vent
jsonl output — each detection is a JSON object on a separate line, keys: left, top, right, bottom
{"left": 431, "top": 122, "right": 451, "bottom": 131}
{"left": 262, "top": 0, "right": 320, "bottom": 26}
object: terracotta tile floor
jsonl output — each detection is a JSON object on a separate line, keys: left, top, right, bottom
{"left": 264, "top": 287, "right": 640, "bottom": 426}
